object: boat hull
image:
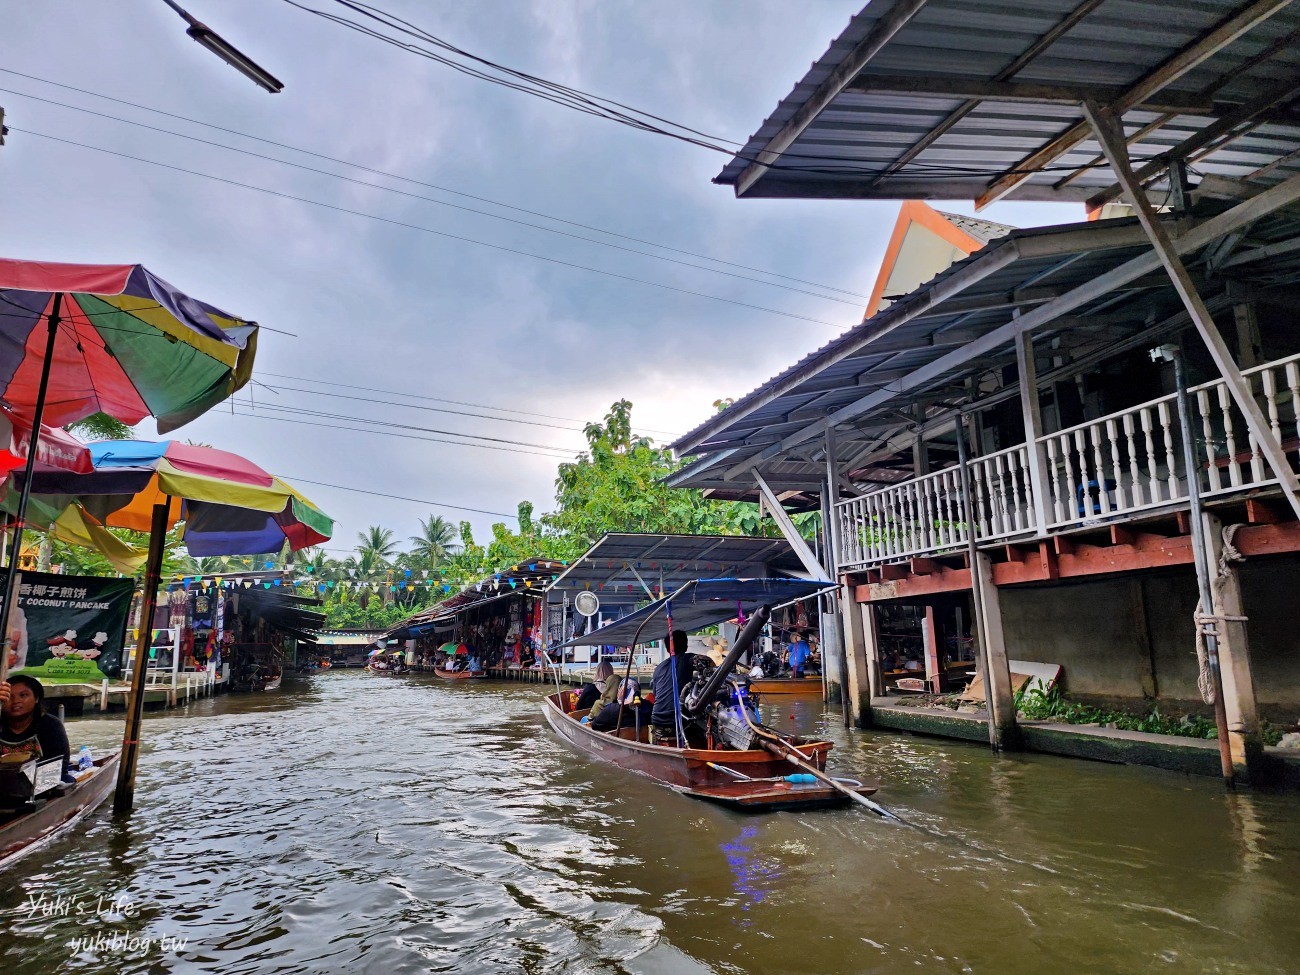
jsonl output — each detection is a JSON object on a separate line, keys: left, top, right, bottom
{"left": 433, "top": 668, "right": 484, "bottom": 680}
{"left": 749, "top": 677, "right": 824, "bottom": 696}
{"left": 0, "top": 752, "right": 120, "bottom": 871}
{"left": 542, "top": 692, "right": 871, "bottom": 811}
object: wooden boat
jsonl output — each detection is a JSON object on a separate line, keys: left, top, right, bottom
{"left": 542, "top": 691, "right": 875, "bottom": 811}
{"left": 748, "top": 676, "right": 824, "bottom": 696}
{"left": 433, "top": 666, "right": 484, "bottom": 680}
{"left": 263, "top": 674, "right": 282, "bottom": 691}
{"left": 0, "top": 752, "right": 120, "bottom": 871}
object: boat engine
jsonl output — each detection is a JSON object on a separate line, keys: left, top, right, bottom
{"left": 710, "top": 681, "right": 762, "bottom": 751}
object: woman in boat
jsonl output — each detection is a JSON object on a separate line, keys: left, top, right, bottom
{"left": 575, "top": 660, "right": 615, "bottom": 715}
{"left": 589, "top": 677, "right": 646, "bottom": 732}
{"left": 0, "top": 675, "right": 71, "bottom": 780}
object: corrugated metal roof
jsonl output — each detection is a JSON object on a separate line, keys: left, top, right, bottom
{"left": 717, "top": 0, "right": 1300, "bottom": 206}
{"left": 669, "top": 202, "right": 1300, "bottom": 495}
{"left": 940, "top": 210, "right": 1016, "bottom": 244}
{"left": 547, "top": 533, "right": 805, "bottom": 605}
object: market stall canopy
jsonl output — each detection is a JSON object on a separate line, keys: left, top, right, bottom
{"left": 547, "top": 533, "right": 810, "bottom": 611}
{"left": 383, "top": 557, "right": 564, "bottom": 640}
{"left": 8, "top": 439, "right": 334, "bottom": 557}
{"left": 558, "top": 577, "right": 837, "bottom": 648}
{"left": 0, "top": 258, "right": 258, "bottom": 431}
{"left": 715, "top": 0, "right": 1300, "bottom": 207}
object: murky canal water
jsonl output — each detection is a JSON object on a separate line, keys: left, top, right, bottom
{"left": 2, "top": 671, "right": 1297, "bottom": 974}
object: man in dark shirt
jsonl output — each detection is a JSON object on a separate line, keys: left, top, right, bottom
{"left": 650, "top": 630, "right": 692, "bottom": 745}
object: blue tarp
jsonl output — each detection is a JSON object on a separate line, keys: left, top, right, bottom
{"left": 557, "top": 577, "right": 835, "bottom": 648}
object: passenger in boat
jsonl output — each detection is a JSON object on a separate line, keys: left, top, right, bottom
{"left": 748, "top": 660, "right": 765, "bottom": 681}
{"left": 0, "top": 675, "right": 71, "bottom": 780}
{"left": 650, "top": 630, "right": 693, "bottom": 745}
{"left": 590, "top": 677, "right": 644, "bottom": 732}
{"left": 467, "top": 654, "right": 483, "bottom": 675}
{"left": 575, "top": 660, "right": 615, "bottom": 714}
{"left": 787, "top": 632, "right": 812, "bottom": 679}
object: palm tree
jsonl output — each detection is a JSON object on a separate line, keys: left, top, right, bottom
{"left": 356, "top": 525, "right": 399, "bottom": 567}
{"left": 409, "top": 515, "right": 460, "bottom": 567}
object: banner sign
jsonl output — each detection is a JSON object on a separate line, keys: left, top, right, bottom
{"left": 4, "top": 570, "right": 135, "bottom": 683}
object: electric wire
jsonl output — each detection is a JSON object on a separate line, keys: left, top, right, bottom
{"left": 10, "top": 127, "right": 851, "bottom": 331}
{"left": 0, "top": 68, "right": 870, "bottom": 300}
{"left": 225, "top": 408, "right": 575, "bottom": 459}
{"left": 285, "top": 0, "right": 1112, "bottom": 180}
{"left": 227, "top": 399, "right": 577, "bottom": 453}
{"left": 273, "top": 475, "right": 517, "bottom": 519}
{"left": 256, "top": 370, "right": 682, "bottom": 437}
{"left": 0, "top": 86, "right": 862, "bottom": 307}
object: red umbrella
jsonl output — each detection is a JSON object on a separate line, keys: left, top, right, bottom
{"left": 0, "top": 405, "right": 92, "bottom": 475}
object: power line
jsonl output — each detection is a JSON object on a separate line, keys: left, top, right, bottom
{"left": 255, "top": 380, "right": 587, "bottom": 433}
{"left": 0, "top": 68, "right": 870, "bottom": 300}
{"left": 284, "top": 0, "right": 1112, "bottom": 180}
{"left": 228, "top": 400, "right": 577, "bottom": 453}
{"left": 255, "top": 371, "right": 683, "bottom": 437}
{"left": 11, "top": 127, "right": 851, "bottom": 331}
{"left": 0, "top": 86, "right": 862, "bottom": 308}
{"left": 225, "top": 408, "right": 574, "bottom": 459}
{"left": 277, "top": 474, "right": 517, "bottom": 519}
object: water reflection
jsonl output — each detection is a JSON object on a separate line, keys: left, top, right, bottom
{"left": 0, "top": 671, "right": 1297, "bottom": 975}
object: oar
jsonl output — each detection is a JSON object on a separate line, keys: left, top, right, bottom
{"left": 760, "top": 736, "right": 902, "bottom": 821}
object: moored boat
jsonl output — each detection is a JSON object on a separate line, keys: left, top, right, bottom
{"left": 748, "top": 676, "right": 824, "bottom": 696}
{"left": 0, "top": 752, "right": 120, "bottom": 871}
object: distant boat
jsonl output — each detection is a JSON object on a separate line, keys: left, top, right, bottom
{"left": 0, "top": 753, "right": 120, "bottom": 871}
{"left": 433, "top": 666, "right": 483, "bottom": 680}
{"left": 747, "top": 676, "right": 823, "bottom": 696}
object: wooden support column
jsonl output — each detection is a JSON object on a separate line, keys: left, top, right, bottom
{"left": 1016, "top": 331, "right": 1053, "bottom": 536}
{"left": 839, "top": 588, "right": 875, "bottom": 728}
{"left": 1203, "top": 513, "right": 1267, "bottom": 784}
{"left": 1083, "top": 100, "right": 1300, "bottom": 521}
{"left": 922, "top": 605, "right": 944, "bottom": 692}
{"left": 975, "top": 551, "right": 1019, "bottom": 748}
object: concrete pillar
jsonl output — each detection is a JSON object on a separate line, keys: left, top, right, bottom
{"left": 1203, "top": 513, "right": 1266, "bottom": 784}
{"left": 839, "top": 586, "right": 875, "bottom": 728}
{"left": 975, "top": 552, "right": 1018, "bottom": 748}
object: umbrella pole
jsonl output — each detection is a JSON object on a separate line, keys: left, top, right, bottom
{"left": 0, "top": 293, "right": 63, "bottom": 690}
{"left": 114, "top": 498, "right": 171, "bottom": 815}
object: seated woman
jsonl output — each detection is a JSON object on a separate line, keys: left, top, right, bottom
{"left": 575, "top": 661, "right": 615, "bottom": 714}
{"left": 590, "top": 677, "right": 646, "bottom": 732}
{"left": 0, "top": 675, "right": 72, "bottom": 780}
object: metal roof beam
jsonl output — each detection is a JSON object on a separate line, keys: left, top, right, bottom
{"left": 1085, "top": 72, "right": 1300, "bottom": 211}
{"left": 761, "top": 170, "right": 1300, "bottom": 459}
{"left": 754, "top": 472, "right": 826, "bottom": 578}
{"left": 975, "top": 0, "right": 1296, "bottom": 210}
{"left": 844, "top": 74, "right": 1215, "bottom": 114}
{"left": 732, "top": 0, "right": 930, "bottom": 198}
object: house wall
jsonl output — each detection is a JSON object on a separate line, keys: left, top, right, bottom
{"left": 998, "top": 559, "right": 1300, "bottom": 718}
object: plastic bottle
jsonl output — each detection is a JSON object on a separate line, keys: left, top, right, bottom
{"left": 77, "top": 746, "right": 93, "bottom": 771}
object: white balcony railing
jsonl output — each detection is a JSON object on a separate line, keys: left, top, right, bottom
{"left": 835, "top": 351, "right": 1300, "bottom": 571}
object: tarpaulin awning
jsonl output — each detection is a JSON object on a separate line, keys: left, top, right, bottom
{"left": 558, "top": 577, "right": 836, "bottom": 648}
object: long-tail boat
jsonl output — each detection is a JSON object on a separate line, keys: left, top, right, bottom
{"left": 747, "top": 676, "right": 824, "bottom": 696}
{"left": 433, "top": 665, "right": 483, "bottom": 680}
{"left": 544, "top": 578, "right": 890, "bottom": 815}
{"left": 0, "top": 752, "right": 120, "bottom": 871}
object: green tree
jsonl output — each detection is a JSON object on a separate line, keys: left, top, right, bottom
{"left": 64, "top": 412, "right": 133, "bottom": 442}
{"left": 356, "top": 525, "right": 399, "bottom": 566}
{"left": 544, "top": 399, "right": 733, "bottom": 547}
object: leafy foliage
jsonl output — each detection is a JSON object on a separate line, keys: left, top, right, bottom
{"left": 1015, "top": 684, "right": 1221, "bottom": 740}
{"left": 64, "top": 412, "right": 133, "bottom": 442}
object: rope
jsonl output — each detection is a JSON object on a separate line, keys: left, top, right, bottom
{"left": 1193, "top": 523, "right": 1247, "bottom": 704}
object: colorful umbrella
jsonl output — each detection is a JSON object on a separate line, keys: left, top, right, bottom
{"left": 0, "top": 259, "right": 257, "bottom": 432}
{"left": 0, "top": 405, "right": 92, "bottom": 476}
{"left": 9, "top": 439, "right": 334, "bottom": 557}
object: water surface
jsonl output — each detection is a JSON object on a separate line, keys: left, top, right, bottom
{"left": 2, "top": 671, "right": 1296, "bottom": 974}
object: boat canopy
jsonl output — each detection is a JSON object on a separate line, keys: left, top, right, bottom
{"left": 557, "top": 577, "right": 835, "bottom": 648}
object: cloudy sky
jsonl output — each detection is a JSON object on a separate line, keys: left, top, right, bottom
{"left": 2, "top": 1, "right": 1080, "bottom": 557}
